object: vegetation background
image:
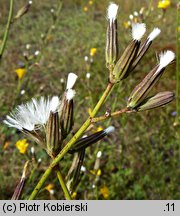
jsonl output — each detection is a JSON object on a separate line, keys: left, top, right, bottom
{"left": 0, "top": 0, "right": 179, "bottom": 199}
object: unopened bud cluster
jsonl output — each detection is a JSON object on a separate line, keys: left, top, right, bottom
{"left": 105, "top": 2, "right": 175, "bottom": 111}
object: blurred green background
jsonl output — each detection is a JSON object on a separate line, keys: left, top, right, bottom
{"left": 0, "top": 0, "right": 179, "bottom": 199}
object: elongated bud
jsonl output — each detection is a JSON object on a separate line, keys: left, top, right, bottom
{"left": 46, "top": 112, "right": 61, "bottom": 157}
{"left": 69, "top": 126, "right": 115, "bottom": 153}
{"left": 106, "top": 3, "right": 119, "bottom": 69}
{"left": 111, "top": 23, "right": 146, "bottom": 83}
{"left": 127, "top": 51, "right": 175, "bottom": 108}
{"left": 66, "top": 149, "right": 85, "bottom": 193}
{"left": 14, "top": 1, "right": 32, "bottom": 20}
{"left": 59, "top": 73, "right": 77, "bottom": 139}
{"left": 136, "top": 91, "right": 174, "bottom": 111}
{"left": 11, "top": 161, "right": 31, "bottom": 200}
{"left": 130, "top": 28, "right": 161, "bottom": 72}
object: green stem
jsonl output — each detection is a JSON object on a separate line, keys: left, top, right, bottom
{"left": 0, "top": 0, "right": 14, "bottom": 59}
{"left": 28, "top": 82, "right": 114, "bottom": 200}
{"left": 55, "top": 166, "right": 72, "bottom": 200}
{"left": 91, "top": 107, "right": 129, "bottom": 123}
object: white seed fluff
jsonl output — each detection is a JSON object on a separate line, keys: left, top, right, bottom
{"left": 157, "top": 50, "right": 175, "bottom": 72}
{"left": 4, "top": 96, "right": 60, "bottom": 131}
{"left": 107, "top": 3, "right": 119, "bottom": 22}
{"left": 104, "top": 126, "right": 115, "bottom": 134}
{"left": 132, "top": 23, "right": 146, "bottom": 41}
{"left": 66, "top": 73, "right": 78, "bottom": 89}
{"left": 66, "top": 89, "right": 76, "bottom": 101}
{"left": 147, "top": 28, "right": 161, "bottom": 42}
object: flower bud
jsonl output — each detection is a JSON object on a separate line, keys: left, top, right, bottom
{"left": 14, "top": 1, "right": 32, "bottom": 21}
{"left": 111, "top": 23, "right": 146, "bottom": 83}
{"left": 66, "top": 149, "right": 85, "bottom": 192}
{"left": 11, "top": 161, "right": 31, "bottom": 200}
{"left": 69, "top": 126, "right": 115, "bottom": 153}
{"left": 59, "top": 73, "right": 77, "bottom": 139}
{"left": 127, "top": 50, "right": 175, "bottom": 108}
{"left": 136, "top": 91, "right": 174, "bottom": 111}
{"left": 46, "top": 112, "right": 61, "bottom": 157}
{"left": 106, "top": 3, "right": 119, "bottom": 69}
{"left": 130, "top": 28, "right": 161, "bottom": 72}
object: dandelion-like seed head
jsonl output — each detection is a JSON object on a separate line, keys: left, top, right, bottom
{"left": 148, "top": 28, "right": 161, "bottom": 42}
{"left": 4, "top": 96, "right": 60, "bottom": 131}
{"left": 158, "top": 50, "right": 175, "bottom": 72}
{"left": 132, "top": 23, "right": 146, "bottom": 41}
{"left": 107, "top": 2, "right": 119, "bottom": 22}
{"left": 66, "top": 73, "right": 78, "bottom": 90}
{"left": 66, "top": 89, "right": 76, "bottom": 101}
{"left": 104, "top": 125, "right": 115, "bottom": 134}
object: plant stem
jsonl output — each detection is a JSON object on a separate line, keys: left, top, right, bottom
{"left": 0, "top": 0, "right": 14, "bottom": 59}
{"left": 29, "top": 82, "right": 114, "bottom": 200}
{"left": 91, "top": 107, "right": 129, "bottom": 123}
{"left": 55, "top": 166, "right": 72, "bottom": 200}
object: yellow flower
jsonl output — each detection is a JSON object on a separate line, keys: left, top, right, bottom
{"left": 178, "top": 26, "right": 180, "bottom": 32}
{"left": 83, "top": 6, "right": 88, "bottom": 12}
{"left": 15, "top": 68, "right": 26, "bottom": 79}
{"left": 45, "top": 184, "right": 54, "bottom": 193}
{"left": 100, "top": 186, "right": 109, "bottom": 199}
{"left": 123, "top": 21, "right": 131, "bottom": 29}
{"left": 158, "top": 0, "right": 170, "bottom": 9}
{"left": 90, "top": 48, "right": 97, "bottom": 56}
{"left": 15, "top": 139, "right": 28, "bottom": 154}
{"left": 89, "top": 1, "right": 93, "bottom": 5}
{"left": 71, "top": 192, "right": 77, "bottom": 199}
{"left": 97, "top": 169, "right": 101, "bottom": 176}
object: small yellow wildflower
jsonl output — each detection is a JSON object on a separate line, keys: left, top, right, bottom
{"left": 97, "top": 169, "right": 102, "bottom": 176}
{"left": 90, "top": 48, "right": 97, "bottom": 56}
{"left": 158, "top": 0, "right": 170, "bottom": 10}
{"left": 83, "top": 6, "right": 88, "bottom": 12}
{"left": 178, "top": 26, "right": 180, "bottom": 33}
{"left": 15, "top": 139, "right": 28, "bottom": 154}
{"left": 100, "top": 186, "right": 109, "bottom": 199}
{"left": 89, "top": 1, "right": 93, "bottom": 5}
{"left": 15, "top": 68, "right": 26, "bottom": 79}
{"left": 71, "top": 192, "right": 77, "bottom": 199}
{"left": 96, "top": 126, "right": 103, "bottom": 132}
{"left": 3, "top": 141, "right": 10, "bottom": 150}
{"left": 45, "top": 184, "right": 54, "bottom": 193}
{"left": 123, "top": 21, "right": 131, "bottom": 29}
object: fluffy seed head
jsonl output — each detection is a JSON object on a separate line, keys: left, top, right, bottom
{"left": 132, "top": 23, "right": 146, "bottom": 41}
{"left": 66, "top": 89, "right": 76, "bottom": 101}
{"left": 4, "top": 96, "right": 60, "bottom": 131}
{"left": 66, "top": 73, "right": 78, "bottom": 89}
{"left": 147, "top": 28, "right": 161, "bottom": 42}
{"left": 158, "top": 50, "right": 175, "bottom": 72}
{"left": 104, "top": 126, "right": 115, "bottom": 134}
{"left": 107, "top": 2, "right": 119, "bottom": 22}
